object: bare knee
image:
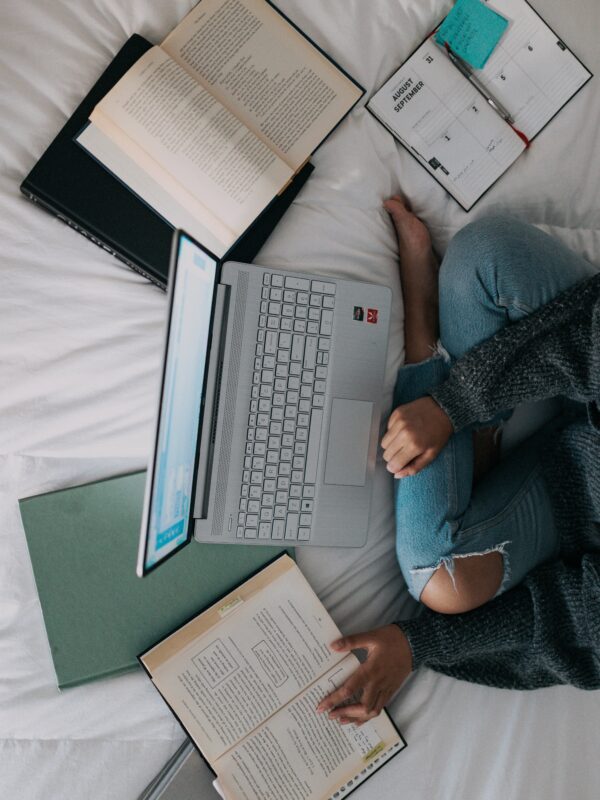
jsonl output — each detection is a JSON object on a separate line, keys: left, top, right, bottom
{"left": 420, "top": 551, "right": 504, "bottom": 614}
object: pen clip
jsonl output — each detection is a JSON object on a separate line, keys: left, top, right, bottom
{"left": 444, "top": 41, "right": 470, "bottom": 72}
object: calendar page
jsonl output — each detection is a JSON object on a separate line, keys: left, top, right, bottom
{"left": 367, "top": 0, "right": 591, "bottom": 210}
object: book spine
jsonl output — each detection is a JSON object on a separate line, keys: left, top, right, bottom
{"left": 21, "top": 187, "right": 167, "bottom": 291}
{"left": 328, "top": 741, "right": 404, "bottom": 800}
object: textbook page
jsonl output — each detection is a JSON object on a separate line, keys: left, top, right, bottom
{"left": 144, "top": 557, "right": 344, "bottom": 764}
{"left": 77, "top": 123, "right": 232, "bottom": 256}
{"left": 162, "top": 0, "right": 362, "bottom": 171}
{"left": 477, "top": 0, "right": 592, "bottom": 139}
{"left": 91, "top": 47, "right": 293, "bottom": 237}
{"left": 214, "top": 656, "right": 404, "bottom": 800}
{"left": 368, "top": 38, "right": 525, "bottom": 210}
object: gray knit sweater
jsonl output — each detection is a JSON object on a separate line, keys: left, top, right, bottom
{"left": 398, "top": 272, "right": 600, "bottom": 690}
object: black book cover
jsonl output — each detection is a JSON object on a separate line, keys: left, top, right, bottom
{"left": 21, "top": 34, "right": 314, "bottom": 289}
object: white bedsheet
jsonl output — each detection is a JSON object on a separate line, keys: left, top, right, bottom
{"left": 1, "top": 1, "right": 599, "bottom": 798}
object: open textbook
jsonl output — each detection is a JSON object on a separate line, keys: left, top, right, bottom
{"left": 77, "top": 0, "right": 363, "bottom": 257}
{"left": 139, "top": 555, "right": 406, "bottom": 800}
{"left": 367, "top": 0, "right": 592, "bottom": 210}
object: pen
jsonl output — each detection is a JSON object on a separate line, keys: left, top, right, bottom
{"left": 442, "top": 42, "right": 514, "bottom": 124}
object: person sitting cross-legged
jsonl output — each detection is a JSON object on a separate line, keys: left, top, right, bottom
{"left": 317, "top": 200, "right": 600, "bottom": 725}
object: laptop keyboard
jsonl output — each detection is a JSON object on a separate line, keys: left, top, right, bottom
{"left": 237, "top": 272, "right": 336, "bottom": 542}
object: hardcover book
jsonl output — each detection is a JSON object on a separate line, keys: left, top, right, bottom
{"left": 20, "top": 34, "right": 314, "bottom": 288}
{"left": 140, "top": 555, "right": 406, "bottom": 800}
{"left": 19, "top": 471, "right": 287, "bottom": 688}
{"left": 76, "top": 0, "right": 364, "bottom": 259}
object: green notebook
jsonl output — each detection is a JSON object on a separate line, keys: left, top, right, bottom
{"left": 19, "top": 471, "right": 287, "bottom": 689}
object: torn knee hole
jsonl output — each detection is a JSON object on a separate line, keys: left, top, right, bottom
{"left": 414, "top": 545, "right": 508, "bottom": 614}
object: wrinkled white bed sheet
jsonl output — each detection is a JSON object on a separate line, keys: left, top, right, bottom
{"left": 1, "top": 1, "right": 600, "bottom": 798}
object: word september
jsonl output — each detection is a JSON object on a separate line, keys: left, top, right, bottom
{"left": 392, "top": 77, "right": 424, "bottom": 112}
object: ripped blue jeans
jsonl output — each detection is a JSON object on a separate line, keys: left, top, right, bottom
{"left": 395, "top": 215, "right": 599, "bottom": 601}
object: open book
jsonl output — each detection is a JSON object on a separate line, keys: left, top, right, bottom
{"left": 367, "top": 0, "right": 591, "bottom": 210}
{"left": 139, "top": 555, "right": 406, "bottom": 800}
{"left": 77, "top": 0, "right": 363, "bottom": 256}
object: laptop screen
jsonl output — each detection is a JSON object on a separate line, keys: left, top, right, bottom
{"left": 139, "top": 233, "right": 219, "bottom": 575}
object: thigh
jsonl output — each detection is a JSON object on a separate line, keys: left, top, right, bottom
{"left": 439, "top": 215, "right": 599, "bottom": 359}
{"left": 454, "top": 427, "right": 560, "bottom": 593}
{"left": 394, "top": 356, "right": 474, "bottom": 598}
{"left": 394, "top": 359, "right": 560, "bottom": 600}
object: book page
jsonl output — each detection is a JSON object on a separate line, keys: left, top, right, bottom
{"left": 214, "top": 656, "right": 403, "bottom": 800}
{"left": 142, "top": 556, "right": 344, "bottom": 764}
{"left": 368, "top": 39, "right": 525, "bottom": 210}
{"left": 91, "top": 46, "right": 293, "bottom": 236}
{"left": 476, "top": 0, "right": 591, "bottom": 139}
{"left": 77, "top": 123, "right": 232, "bottom": 256}
{"left": 161, "top": 0, "right": 362, "bottom": 170}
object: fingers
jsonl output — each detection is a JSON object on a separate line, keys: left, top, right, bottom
{"left": 327, "top": 703, "right": 380, "bottom": 724}
{"left": 382, "top": 410, "right": 404, "bottom": 445}
{"left": 394, "top": 451, "right": 436, "bottom": 479}
{"left": 382, "top": 399, "right": 449, "bottom": 477}
{"left": 361, "top": 686, "right": 382, "bottom": 715}
{"left": 327, "top": 689, "right": 388, "bottom": 723}
{"left": 384, "top": 441, "right": 421, "bottom": 475}
{"left": 382, "top": 415, "right": 419, "bottom": 470}
{"left": 330, "top": 632, "right": 376, "bottom": 653}
{"left": 316, "top": 669, "right": 365, "bottom": 714}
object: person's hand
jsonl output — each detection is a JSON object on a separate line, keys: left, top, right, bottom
{"left": 316, "top": 625, "right": 413, "bottom": 725}
{"left": 381, "top": 396, "right": 453, "bottom": 478}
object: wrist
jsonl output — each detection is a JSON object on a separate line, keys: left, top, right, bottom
{"left": 425, "top": 395, "right": 453, "bottom": 438}
{"left": 390, "top": 623, "right": 414, "bottom": 674}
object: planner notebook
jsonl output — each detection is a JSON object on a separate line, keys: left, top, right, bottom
{"left": 19, "top": 472, "right": 286, "bottom": 688}
{"left": 76, "top": 0, "right": 364, "bottom": 260}
{"left": 139, "top": 555, "right": 406, "bottom": 800}
{"left": 367, "top": 0, "right": 592, "bottom": 210}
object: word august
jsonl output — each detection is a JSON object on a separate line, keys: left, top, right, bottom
{"left": 392, "top": 77, "right": 424, "bottom": 112}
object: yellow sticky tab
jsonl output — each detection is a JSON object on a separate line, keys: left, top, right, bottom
{"left": 363, "top": 742, "right": 386, "bottom": 762}
{"left": 218, "top": 596, "right": 244, "bottom": 618}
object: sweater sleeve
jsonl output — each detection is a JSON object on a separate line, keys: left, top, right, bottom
{"left": 397, "top": 554, "right": 600, "bottom": 690}
{"left": 431, "top": 274, "right": 600, "bottom": 431}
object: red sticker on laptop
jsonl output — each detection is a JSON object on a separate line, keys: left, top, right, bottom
{"left": 367, "top": 308, "right": 378, "bottom": 324}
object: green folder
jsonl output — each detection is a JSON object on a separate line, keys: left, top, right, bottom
{"left": 19, "top": 472, "right": 287, "bottom": 689}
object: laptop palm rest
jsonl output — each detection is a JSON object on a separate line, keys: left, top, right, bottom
{"left": 324, "top": 399, "right": 373, "bottom": 486}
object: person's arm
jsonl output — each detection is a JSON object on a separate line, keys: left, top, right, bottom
{"left": 317, "top": 555, "right": 600, "bottom": 724}
{"left": 432, "top": 272, "right": 600, "bottom": 431}
{"left": 399, "top": 553, "right": 600, "bottom": 690}
{"left": 383, "top": 273, "right": 600, "bottom": 478}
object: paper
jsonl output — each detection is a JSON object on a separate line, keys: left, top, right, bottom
{"left": 477, "top": 0, "right": 592, "bottom": 139}
{"left": 367, "top": 39, "right": 525, "bottom": 210}
{"left": 435, "top": 0, "right": 509, "bottom": 69}
{"left": 150, "top": 564, "right": 343, "bottom": 763}
{"left": 214, "top": 657, "right": 400, "bottom": 800}
{"left": 92, "top": 48, "right": 293, "bottom": 236}
{"left": 162, "top": 0, "right": 363, "bottom": 171}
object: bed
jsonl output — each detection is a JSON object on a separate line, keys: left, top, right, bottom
{"left": 1, "top": 0, "right": 599, "bottom": 798}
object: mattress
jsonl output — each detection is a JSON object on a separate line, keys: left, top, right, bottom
{"left": 1, "top": 1, "right": 599, "bottom": 798}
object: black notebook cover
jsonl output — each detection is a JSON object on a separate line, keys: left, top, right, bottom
{"left": 20, "top": 34, "right": 314, "bottom": 289}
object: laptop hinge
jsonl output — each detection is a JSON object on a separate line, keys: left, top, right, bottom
{"left": 193, "top": 283, "right": 230, "bottom": 521}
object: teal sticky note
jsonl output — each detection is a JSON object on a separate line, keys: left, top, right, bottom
{"left": 435, "top": 0, "right": 509, "bottom": 69}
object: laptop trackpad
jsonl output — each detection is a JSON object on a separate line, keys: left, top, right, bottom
{"left": 324, "top": 399, "right": 373, "bottom": 486}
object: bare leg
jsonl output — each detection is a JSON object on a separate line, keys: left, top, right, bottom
{"left": 386, "top": 197, "right": 503, "bottom": 612}
{"left": 386, "top": 196, "right": 501, "bottom": 484}
{"left": 384, "top": 197, "right": 439, "bottom": 364}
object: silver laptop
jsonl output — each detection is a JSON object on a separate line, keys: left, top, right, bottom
{"left": 137, "top": 231, "right": 391, "bottom": 576}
